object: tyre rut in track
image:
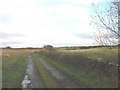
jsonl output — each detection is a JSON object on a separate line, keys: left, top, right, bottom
{"left": 36, "top": 54, "right": 82, "bottom": 88}
{"left": 24, "top": 55, "right": 44, "bottom": 88}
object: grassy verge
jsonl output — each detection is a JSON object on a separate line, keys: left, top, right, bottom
{"left": 40, "top": 53, "right": 118, "bottom": 88}
{"left": 2, "top": 53, "right": 28, "bottom": 88}
{"left": 33, "top": 54, "right": 60, "bottom": 88}
{"left": 0, "top": 71, "right": 2, "bottom": 89}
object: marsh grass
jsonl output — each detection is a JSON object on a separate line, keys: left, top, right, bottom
{"left": 57, "top": 47, "right": 118, "bottom": 64}
{"left": 38, "top": 47, "right": 118, "bottom": 88}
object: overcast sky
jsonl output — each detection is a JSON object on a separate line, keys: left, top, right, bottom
{"left": 0, "top": 0, "right": 108, "bottom": 48}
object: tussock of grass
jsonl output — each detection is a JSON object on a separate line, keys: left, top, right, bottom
{"left": 33, "top": 54, "right": 59, "bottom": 88}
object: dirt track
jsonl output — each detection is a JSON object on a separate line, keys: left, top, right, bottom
{"left": 24, "top": 55, "right": 44, "bottom": 88}
{"left": 23, "top": 54, "right": 82, "bottom": 88}
{"left": 38, "top": 55, "right": 80, "bottom": 88}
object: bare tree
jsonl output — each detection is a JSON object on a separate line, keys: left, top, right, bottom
{"left": 91, "top": 1, "right": 119, "bottom": 46}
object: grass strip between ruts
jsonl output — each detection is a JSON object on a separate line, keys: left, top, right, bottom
{"left": 33, "top": 54, "right": 60, "bottom": 88}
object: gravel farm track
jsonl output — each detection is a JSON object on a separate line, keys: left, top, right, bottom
{"left": 24, "top": 55, "right": 44, "bottom": 88}
{"left": 24, "top": 54, "right": 83, "bottom": 88}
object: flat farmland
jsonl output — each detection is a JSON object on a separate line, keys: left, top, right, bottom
{"left": 1, "top": 47, "right": 119, "bottom": 88}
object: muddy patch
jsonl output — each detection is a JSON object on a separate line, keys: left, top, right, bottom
{"left": 22, "top": 55, "right": 44, "bottom": 88}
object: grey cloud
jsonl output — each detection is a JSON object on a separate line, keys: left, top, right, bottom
{"left": 0, "top": 41, "right": 23, "bottom": 46}
{"left": 72, "top": 33, "right": 92, "bottom": 39}
{"left": 0, "top": 32, "right": 26, "bottom": 39}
